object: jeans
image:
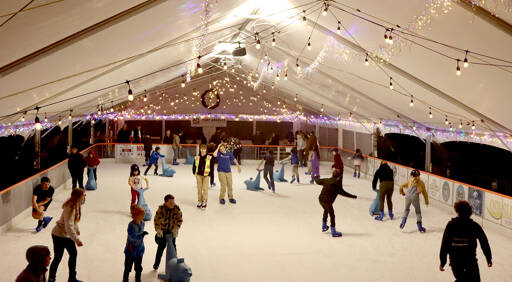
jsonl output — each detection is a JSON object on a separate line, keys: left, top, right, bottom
{"left": 87, "top": 167, "right": 97, "bottom": 181}
{"left": 263, "top": 165, "right": 275, "bottom": 189}
{"left": 49, "top": 234, "right": 78, "bottom": 281}
{"left": 154, "top": 233, "right": 176, "bottom": 269}
{"left": 71, "top": 172, "right": 84, "bottom": 188}
{"left": 173, "top": 148, "right": 179, "bottom": 162}
{"left": 123, "top": 255, "right": 143, "bottom": 282}
{"left": 403, "top": 195, "right": 422, "bottom": 222}
{"left": 451, "top": 259, "right": 480, "bottom": 282}
{"left": 144, "top": 163, "right": 159, "bottom": 175}
{"left": 319, "top": 199, "right": 336, "bottom": 227}
{"left": 379, "top": 181, "right": 394, "bottom": 212}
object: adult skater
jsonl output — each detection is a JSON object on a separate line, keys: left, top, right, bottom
{"left": 399, "top": 169, "right": 429, "bottom": 232}
{"left": 314, "top": 169, "right": 357, "bottom": 237}
{"left": 163, "top": 130, "right": 173, "bottom": 144}
{"left": 143, "top": 134, "right": 153, "bottom": 165}
{"left": 129, "top": 164, "right": 149, "bottom": 208}
{"left": 68, "top": 147, "right": 86, "bottom": 189}
{"left": 123, "top": 205, "right": 149, "bottom": 282}
{"left": 192, "top": 144, "right": 212, "bottom": 208}
{"left": 132, "top": 125, "right": 144, "bottom": 143}
{"left": 153, "top": 194, "right": 183, "bottom": 271}
{"left": 16, "top": 245, "right": 52, "bottom": 282}
{"left": 280, "top": 147, "right": 300, "bottom": 183}
{"left": 256, "top": 149, "right": 275, "bottom": 192}
{"left": 352, "top": 149, "right": 364, "bottom": 178}
{"left": 172, "top": 130, "right": 183, "bottom": 165}
{"left": 310, "top": 144, "right": 320, "bottom": 184}
{"left": 144, "top": 147, "right": 165, "bottom": 176}
{"left": 372, "top": 161, "right": 395, "bottom": 221}
{"left": 48, "top": 189, "right": 85, "bottom": 282}
{"left": 32, "top": 177, "right": 55, "bottom": 232}
{"left": 213, "top": 143, "right": 241, "bottom": 204}
{"left": 84, "top": 151, "right": 100, "bottom": 182}
{"left": 305, "top": 132, "right": 318, "bottom": 174}
{"left": 331, "top": 148, "right": 343, "bottom": 171}
{"left": 117, "top": 124, "right": 131, "bottom": 143}
{"left": 296, "top": 131, "right": 307, "bottom": 167}
{"left": 439, "top": 200, "right": 492, "bottom": 282}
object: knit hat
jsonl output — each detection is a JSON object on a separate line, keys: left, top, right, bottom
{"left": 331, "top": 148, "right": 338, "bottom": 152}
{"left": 411, "top": 169, "right": 420, "bottom": 177}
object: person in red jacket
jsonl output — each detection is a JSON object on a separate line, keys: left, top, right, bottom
{"left": 331, "top": 148, "right": 344, "bottom": 172}
{"left": 84, "top": 151, "right": 100, "bottom": 182}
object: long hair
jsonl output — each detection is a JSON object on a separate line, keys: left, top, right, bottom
{"left": 313, "top": 144, "right": 320, "bottom": 157}
{"left": 62, "top": 188, "right": 84, "bottom": 224}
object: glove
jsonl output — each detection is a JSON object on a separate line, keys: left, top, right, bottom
{"left": 172, "top": 229, "right": 179, "bottom": 238}
{"left": 142, "top": 231, "right": 149, "bottom": 236}
{"left": 156, "top": 230, "right": 163, "bottom": 238}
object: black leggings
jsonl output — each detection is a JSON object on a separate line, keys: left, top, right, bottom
{"left": 49, "top": 234, "right": 78, "bottom": 280}
{"left": 320, "top": 199, "right": 336, "bottom": 227}
{"left": 144, "top": 163, "right": 158, "bottom": 175}
{"left": 263, "top": 165, "right": 274, "bottom": 189}
{"left": 209, "top": 160, "right": 216, "bottom": 185}
{"left": 123, "top": 255, "right": 142, "bottom": 282}
{"left": 154, "top": 233, "right": 176, "bottom": 268}
{"left": 71, "top": 172, "right": 84, "bottom": 188}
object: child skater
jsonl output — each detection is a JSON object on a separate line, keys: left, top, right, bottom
{"left": 280, "top": 148, "right": 300, "bottom": 184}
{"left": 144, "top": 146, "right": 165, "bottom": 176}
{"left": 314, "top": 169, "right": 357, "bottom": 237}
{"left": 129, "top": 164, "right": 149, "bottom": 209}
{"left": 123, "top": 205, "right": 149, "bottom": 282}
{"left": 257, "top": 149, "right": 275, "bottom": 192}
{"left": 192, "top": 144, "right": 212, "bottom": 208}
{"left": 310, "top": 144, "right": 320, "bottom": 184}
{"left": 399, "top": 169, "right": 429, "bottom": 232}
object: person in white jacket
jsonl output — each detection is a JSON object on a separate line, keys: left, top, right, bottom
{"left": 48, "top": 188, "right": 85, "bottom": 282}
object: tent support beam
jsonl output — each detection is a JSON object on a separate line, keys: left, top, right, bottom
{"left": 456, "top": 0, "right": 512, "bottom": 37}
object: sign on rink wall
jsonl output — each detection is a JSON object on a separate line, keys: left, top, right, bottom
{"left": 440, "top": 180, "right": 453, "bottom": 206}
{"left": 501, "top": 197, "right": 512, "bottom": 229}
{"left": 396, "top": 166, "right": 408, "bottom": 187}
{"left": 428, "top": 175, "right": 442, "bottom": 201}
{"left": 484, "top": 192, "right": 502, "bottom": 224}
{"left": 453, "top": 184, "right": 467, "bottom": 202}
{"left": 468, "top": 187, "right": 484, "bottom": 217}
{"left": 115, "top": 144, "right": 144, "bottom": 162}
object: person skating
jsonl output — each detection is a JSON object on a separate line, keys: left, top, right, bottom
{"left": 399, "top": 169, "right": 429, "bottom": 232}
{"left": 310, "top": 144, "right": 320, "bottom": 184}
{"left": 48, "top": 189, "right": 86, "bottom": 282}
{"left": 192, "top": 144, "right": 212, "bottom": 208}
{"left": 153, "top": 194, "right": 183, "bottom": 270}
{"left": 144, "top": 147, "right": 165, "bottom": 176}
{"left": 213, "top": 143, "right": 241, "bottom": 204}
{"left": 439, "top": 200, "right": 492, "bottom": 282}
{"left": 129, "top": 164, "right": 149, "bottom": 208}
{"left": 296, "top": 131, "right": 307, "bottom": 167}
{"left": 172, "top": 130, "right": 183, "bottom": 165}
{"left": 257, "top": 149, "right": 275, "bottom": 192}
{"left": 331, "top": 148, "right": 343, "bottom": 171}
{"left": 143, "top": 135, "right": 153, "bottom": 166}
{"left": 32, "top": 177, "right": 55, "bottom": 232}
{"left": 207, "top": 143, "right": 217, "bottom": 188}
{"left": 314, "top": 169, "right": 357, "bottom": 237}
{"left": 280, "top": 147, "right": 300, "bottom": 184}
{"left": 352, "top": 149, "right": 364, "bottom": 178}
{"left": 84, "top": 151, "right": 100, "bottom": 182}
{"left": 123, "top": 205, "right": 149, "bottom": 282}
{"left": 372, "top": 161, "right": 395, "bottom": 221}
{"left": 68, "top": 147, "right": 86, "bottom": 189}
{"left": 16, "top": 245, "right": 52, "bottom": 282}
{"left": 305, "top": 132, "right": 318, "bottom": 174}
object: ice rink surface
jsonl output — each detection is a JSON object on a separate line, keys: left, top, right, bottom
{"left": 2, "top": 159, "right": 511, "bottom": 282}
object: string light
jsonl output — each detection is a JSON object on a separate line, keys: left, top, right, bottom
{"left": 272, "top": 32, "right": 276, "bottom": 46}
{"left": 429, "top": 107, "right": 433, "bottom": 119}
{"left": 409, "top": 96, "right": 414, "bottom": 107}
{"left": 389, "top": 77, "right": 393, "bottom": 90}
{"left": 301, "top": 10, "right": 307, "bottom": 23}
{"left": 456, "top": 59, "right": 461, "bottom": 76}
{"left": 445, "top": 115, "right": 449, "bottom": 125}
{"left": 181, "top": 75, "right": 186, "bottom": 88}
{"left": 364, "top": 53, "right": 369, "bottom": 66}
{"left": 463, "top": 50, "right": 469, "bottom": 68}
{"left": 126, "top": 80, "right": 134, "bottom": 101}
{"left": 284, "top": 71, "right": 288, "bottom": 80}
{"left": 307, "top": 40, "right": 312, "bottom": 51}
{"left": 197, "top": 56, "right": 203, "bottom": 74}
{"left": 337, "top": 21, "right": 341, "bottom": 35}
{"left": 143, "top": 91, "right": 148, "bottom": 102}
{"left": 34, "top": 107, "right": 42, "bottom": 130}
{"left": 322, "top": 3, "right": 329, "bottom": 16}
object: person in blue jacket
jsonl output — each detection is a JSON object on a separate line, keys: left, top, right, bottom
{"left": 123, "top": 205, "right": 148, "bottom": 282}
{"left": 144, "top": 147, "right": 165, "bottom": 176}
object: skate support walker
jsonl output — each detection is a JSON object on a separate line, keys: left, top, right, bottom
{"left": 273, "top": 163, "right": 288, "bottom": 182}
{"left": 136, "top": 188, "right": 152, "bottom": 221}
{"left": 244, "top": 169, "right": 264, "bottom": 191}
{"left": 184, "top": 150, "right": 194, "bottom": 165}
{"left": 369, "top": 189, "right": 380, "bottom": 216}
{"left": 85, "top": 169, "right": 97, "bottom": 190}
{"left": 160, "top": 157, "right": 176, "bottom": 177}
{"left": 158, "top": 234, "right": 192, "bottom": 282}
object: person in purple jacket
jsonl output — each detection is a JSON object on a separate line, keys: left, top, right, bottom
{"left": 310, "top": 144, "right": 320, "bottom": 184}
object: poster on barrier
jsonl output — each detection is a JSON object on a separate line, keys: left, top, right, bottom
{"left": 428, "top": 176, "right": 442, "bottom": 201}
{"left": 453, "top": 184, "right": 467, "bottom": 202}
{"left": 501, "top": 197, "right": 512, "bottom": 229}
{"left": 468, "top": 187, "right": 484, "bottom": 217}
{"left": 483, "top": 192, "right": 502, "bottom": 224}
{"left": 115, "top": 144, "right": 144, "bottom": 162}
{"left": 396, "top": 166, "right": 408, "bottom": 186}
{"left": 366, "top": 158, "right": 376, "bottom": 180}
{"left": 440, "top": 180, "right": 453, "bottom": 206}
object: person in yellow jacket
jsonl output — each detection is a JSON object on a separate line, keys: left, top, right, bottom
{"left": 399, "top": 169, "right": 429, "bottom": 232}
{"left": 192, "top": 144, "right": 211, "bottom": 208}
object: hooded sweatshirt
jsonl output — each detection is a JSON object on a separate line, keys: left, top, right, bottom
{"left": 84, "top": 151, "right": 100, "bottom": 168}
{"left": 372, "top": 163, "right": 394, "bottom": 190}
{"left": 314, "top": 176, "right": 357, "bottom": 204}
{"left": 15, "top": 245, "right": 50, "bottom": 282}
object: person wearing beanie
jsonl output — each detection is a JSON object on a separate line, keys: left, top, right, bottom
{"left": 372, "top": 161, "right": 395, "bottom": 221}
{"left": 16, "top": 245, "right": 51, "bottom": 282}
{"left": 399, "top": 169, "right": 429, "bottom": 232}
{"left": 439, "top": 200, "right": 492, "bottom": 281}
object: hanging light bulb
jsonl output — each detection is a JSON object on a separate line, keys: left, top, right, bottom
{"left": 68, "top": 111, "right": 72, "bottom": 120}
{"left": 256, "top": 39, "right": 261, "bottom": 49}
{"left": 337, "top": 21, "right": 341, "bottom": 35}
{"left": 272, "top": 32, "right": 276, "bottom": 46}
{"left": 445, "top": 116, "right": 449, "bottom": 125}
{"left": 58, "top": 116, "right": 62, "bottom": 125}
{"left": 429, "top": 107, "right": 433, "bottom": 119}
{"left": 284, "top": 71, "right": 288, "bottom": 80}
{"left": 44, "top": 113, "right": 48, "bottom": 123}
{"left": 34, "top": 116, "right": 42, "bottom": 130}
{"left": 459, "top": 121, "right": 463, "bottom": 129}
{"left": 456, "top": 59, "right": 461, "bottom": 76}
{"left": 349, "top": 112, "right": 353, "bottom": 120}
{"left": 463, "top": 50, "right": 469, "bottom": 68}
{"left": 307, "top": 40, "right": 311, "bottom": 51}
{"left": 276, "top": 73, "right": 280, "bottom": 81}
{"left": 294, "top": 94, "right": 297, "bottom": 102}
{"left": 97, "top": 105, "right": 101, "bottom": 115}
{"left": 296, "top": 59, "right": 300, "bottom": 71}
{"left": 223, "top": 61, "right": 227, "bottom": 70}
{"left": 389, "top": 77, "right": 393, "bottom": 90}
{"left": 413, "top": 123, "right": 417, "bottom": 130}
{"left": 301, "top": 10, "right": 307, "bottom": 23}
{"left": 321, "top": 104, "right": 324, "bottom": 112}
{"left": 449, "top": 124, "right": 453, "bottom": 131}
{"left": 384, "top": 30, "right": 389, "bottom": 43}
{"left": 471, "top": 122, "right": 476, "bottom": 130}
{"left": 322, "top": 3, "right": 328, "bottom": 16}
{"left": 364, "top": 53, "right": 369, "bottom": 66}
{"left": 126, "top": 80, "right": 134, "bottom": 101}
{"left": 389, "top": 34, "right": 393, "bottom": 44}
{"left": 264, "top": 53, "right": 268, "bottom": 60}
{"left": 410, "top": 96, "right": 414, "bottom": 107}
{"left": 143, "top": 92, "right": 148, "bottom": 102}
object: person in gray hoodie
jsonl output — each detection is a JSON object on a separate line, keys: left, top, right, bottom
{"left": 16, "top": 245, "right": 51, "bottom": 282}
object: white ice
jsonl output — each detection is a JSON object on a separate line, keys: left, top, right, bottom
{"left": 1, "top": 159, "right": 511, "bottom": 282}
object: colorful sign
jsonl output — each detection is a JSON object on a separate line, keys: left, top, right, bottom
{"left": 468, "top": 187, "right": 484, "bottom": 217}
{"left": 484, "top": 192, "right": 502, "bottom": 224}
{"left": 441, "top": 180, "right": 452, "bottom": 205}
{"left": 429, "top": 176, "right": 441, "bottom": 201}
{"left": 454, "top": 184, "right": 466, "bottom": 202}
{"left": 501, "top": 197, "right": 512, "bottom": 229}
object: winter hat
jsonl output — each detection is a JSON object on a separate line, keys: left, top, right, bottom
{"left": 411, "top": 169, "right": 420, "bottom": 177}
{"left": 331, "top": 148, "right": 339, "bottom": 152}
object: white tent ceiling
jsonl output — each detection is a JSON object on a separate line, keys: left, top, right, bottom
{"left": 1, "top": 0, "right": 511, "bottom": 146}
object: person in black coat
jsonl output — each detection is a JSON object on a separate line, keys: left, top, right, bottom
{"left": 143, "top": 135, "right": 153, "bottom": 165}
{"left": 68, "top": 147, "right": 86, "bottom": 188}
{"left": 372, "top": 161, "right": 395, "bottom": 220}
{"left": 117, "top": 124, "right": 131, "bottom": 143}
{"left": 440, "top": 200, "right": 492, "bottom": 281}
{"left": 132, "top": 125, "right": 144, "bottom": 143}
{"left": 163, "top": 130, "right": 173, "bottom": 144}
{"left": 314, "top": 169, "right": 357, "bottom": 237}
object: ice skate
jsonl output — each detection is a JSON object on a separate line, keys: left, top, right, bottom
{"left": 375, "top": 211, "right": 384, "bottom": 221}
{"left": 42, "top": 216, "right": 53, "bottom": 228}
{"left": 229, "top": 198, "right": 237, "bottom": 204}
{"left": 389, "top": 211, "right": 394, "bottom": 220}
{"left": 400, "top": 217, "right": 407, "bottom": 229}
{"left": 196, "top": 202, "right": 202, "bottom": 208}
{"left": 322, "top": 221, "right": 328, "bottom": 232}
{"left": 219, "top": 199, "right": 225, "bottom": 205}
{"left": 417, "top": 222, "right": 426, "bottom": 233}
{"left": 330, "top": 227, "right": 342, "bottom": 237}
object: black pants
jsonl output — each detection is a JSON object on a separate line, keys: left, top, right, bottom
{"left": 233, "top": 148, "right": 242, "bottom": 164}
{"left": 210, "top": 161, "right": 216, "bottom": 185}
{"left": 144, "top": 151, "right": 151, "bottom": 164}
{"left": 71, "top": 172, "right": 84, "bottom": 188}
{"left": 263, "top": 165, "right": 274, "bottom": 189}
{"left": 49, "top": 234, "right": 78, "bottom": 281}
{"left": 123, "top": 255, "right": 142, "bottom": 282}
{"left": 87, "top": 167, "right": 97, "bottom": 181}
{"left": 320, "top": 199, "right": 336, "bottom": 227}
{"left": 154, "top": 233, "right": 176, "bottom": 268}
{"left": 451, "top": 259, "right": 480, "bottom": 282}
{"left": 144, "top": 163, "right": 158, "bottom": 175}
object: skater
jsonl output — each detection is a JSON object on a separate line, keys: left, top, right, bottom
{"left": 32, "top": 177, "right": 55, "bottom": 232}
{"left": 256, "top": 149, "right": 275, "bottom": 192}
{"left": 84, "top": 151, "right": 100, "bottom": 182}
{"left": 143, "top": 134, "right": 153, "bottom": 165}
{"left": 117, "top": 124, "right": 131, "bottom": 143}
{"left": 331, "top": 148, "right": 343, "bottom": 171}
{"left": 314, "top": 169, "right": 357, "bottom": 237}
{"left": 439, "top": 200, "right": 492, "bottom": 282}
{"left": 352, "top": 149, "right": 364, "bottom": 178}
{"left": 207, "top": 143, "right": 217, "bottom": 187}
{"left": 123, "top": 205, "right": 149, "bottom": 282}
{"left": 16, "top": 245, "right": 52, "bottom": 282}
{"left": 129, "top": 164, "right": 149, "bottom": 207}
{"left": 296, "top": 131, "right": 307, "bottom": 167}
{"left": 372, "top": 161, "right": 395, "bottom": 221}
{"left": 144, "top": 147, "right": 165, "bottom": 176}
{"left": 68, "top": 147, "right": 86, "bottom": 188}
{"left": 172, "top": 130, "right": 183, "bottom": 165}
{"left": 192, "top": 144, "right": 212, "bottom": 208}
{"left": 213, "top": 143, "right": 241, "bottom": 204}
{"left": 305, "top": 132, "right": 318, "bottom": 174}
{"left": 399, "top": 169, "right": 429, "bottom": 232}
{"left": 132, "top": 125, "right": 144, "bottom": 144}
{"left": 48, "top": 189, "right": 85, "bottom": 282}
{"left": 309, "top": 144, "right": 320, "bottom": 184}
{"left": 153, "top": 194, "right": 183, "bottom": 270}
{"left": 280, "top": 147, "right": 300, "bottom": 183}
{"left": 163, "top": 130, "right": 173, "bottom": 144}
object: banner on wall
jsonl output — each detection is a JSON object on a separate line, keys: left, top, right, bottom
{"left": 115, "top": 144, "right": 144, "bottom": 162}
{"left": 501, "top": 197, "right": 512, "bottom": 229}
{"left": 483, "top": 192, "right": 502, "bottom": 224}
{"left": 429, "top": 176, "right": 442, "bottom": 201}
{"left": 441, "top": 180, "right": 453, "bottom": 205}
{"left": 396, "top": 166, "right": 408, "bottom": 187}
{"left": 454, "top": 184, "right": 467, "bottom": 202}
{"left": 468, "top": 187, "right": 484, "bottom": 217}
